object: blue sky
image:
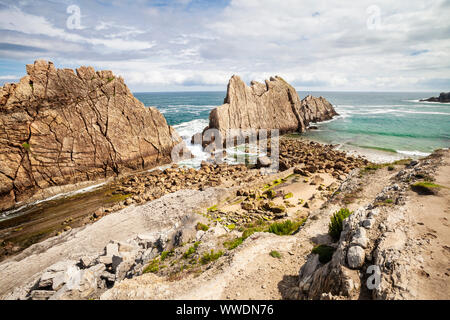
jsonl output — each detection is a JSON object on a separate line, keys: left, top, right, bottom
{"left": 0, "top": 0, "right": 449, "bottom": 92}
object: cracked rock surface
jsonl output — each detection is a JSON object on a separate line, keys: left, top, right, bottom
{"left": 0, "top": 60, "right": 182, "bottom": 211}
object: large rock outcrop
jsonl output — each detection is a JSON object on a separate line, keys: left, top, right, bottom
{"left": 0, "top": 60, "right": 183, "bottom": 211}
{"left": 194, "top": 75, "right": 337, "bottom": 146}
{"left": 420, "top": 92, "right": 450, "bottom": 103}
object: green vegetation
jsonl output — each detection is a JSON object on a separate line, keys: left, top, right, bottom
{"left": 207, "top": 205, "right": 218, "bottom": 212}
{"left": 411, "top": 181, "right": 444, "bottom": 195}
{"left": 387, "top": 165, "right": 395, "bottom": 171}
{"left": 328, "top": 208, "right": 352, "bottom": 241}
{"left": 384, "top": 198, "right": 394, "bottom": 204}
{"left": 267, "top": 219, "right": 305, "bottom": 236}
{"left": 106, "top": 193, "right": 131, "bottom": 203}
{"left": 107, "top": 76, "right": 115, "bottom": 83}
{"left": 312, "top": 245, "right": 336, "bottom": 263}
{"left": 199, "top": 250, "right": 223, "bottom": 265}
{"left": 143, "top": 258, "right": 160, "bottom": 274}
{"left": 283, "top": 192, "right": 293, "bottom": 199}
{"left": 183, "top": 241, "right": 200, "bottom": 259}
{"left": 269, "top": 250, "right": 282, "bottom": 259}
{"left": 226, "top": 224, "right": 236, "bottom": 230}
{"left": 161, "top": 249, "right": 174, "bottom": 261}
{"left": 263, "top": 189, "right": 277, "bottom": 199}
{"left": 196, "top": 222, "right": 209, "bottom": 231}
{"left": 22, "top": 142, "right": 30, "bottom": 150}
{"left": 223, "top": 237, "right": 244, "bottom": 250}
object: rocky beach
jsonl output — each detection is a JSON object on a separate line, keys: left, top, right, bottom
{"left": 0, "top": 61, "right": 448, "bottom": 301}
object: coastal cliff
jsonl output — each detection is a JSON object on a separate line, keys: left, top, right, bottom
{"left": 194, "top": 75, "right": 337, "bottom": 145}
{"left": 0, "top": 60, "right": 182, "bottom": 211}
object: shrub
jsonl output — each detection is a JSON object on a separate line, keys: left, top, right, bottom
{"left": 183, "top": 241, "right": 200, "bottom": 259}
{"left": 311, "top": 245, "right": 336, "bottom": 263}
{"left": 269, "top": 250, "right": 282, "bottom": 259}
{"left": 196, "top": 222, "right": 209, "bottom": 231}
{"left": 223, "top": 237, "right": 244, "bottom": 250}
{"left": 207, "top": 205, "right": 218, "bottom": 212}
{"left": 22, "top": 142, "right": 30, "bottom": 150}
{"left": 199, "top": 250, "right": 223, "bottom": 265}
{"left": 328, "top": 208, "right": 352, "bottom": 241}
{"left": 226, "top": 224, "right": 236, "bottom": 230}
{"left": 161, "top": 249, "right": 174, "bottom": 261}
{"left": 143, "top": 258, "right": 160, "bottom": 274}
{"left": 387, "top": 165, "right": 395, "bottom": 171}
{"left": 267, "top": 219, "right": 305, "bottom": 236}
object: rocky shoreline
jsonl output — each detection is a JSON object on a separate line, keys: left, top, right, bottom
{"left": 0, "top": 136, "right": 367, "bottom": 260}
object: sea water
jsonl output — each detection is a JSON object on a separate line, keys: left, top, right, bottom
{"left": 135, "top": 91, "right": 450, "bottom": 163}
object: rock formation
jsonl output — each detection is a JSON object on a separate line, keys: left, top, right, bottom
{"left": 194, "top": 75, "right": 337, "bottom": 146}
{"left": 420, "top": 92, "right": 450, "bottom": 103}
{"left": 0, "top": 60, "right": 183, "bottom": 211}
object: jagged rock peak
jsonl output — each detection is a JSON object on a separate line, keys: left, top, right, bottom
{"left": 0, "top": 60, "right": 183, "bottom": 211}
{"left": 197, "top": 75, "right": 338, "bottom": 145}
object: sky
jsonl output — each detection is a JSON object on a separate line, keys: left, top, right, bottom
{"left": 0, "top": 0, "right": 449, "bottom": 92}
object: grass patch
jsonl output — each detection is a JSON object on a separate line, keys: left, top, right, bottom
{"left": 106, "top": 193, "right": 131, "bottom": 203}
{"left": 411, "top": 181, "right": 443, "bottom": 195}
{"left": 269, "top": 250, "right": 282, "bottom": 259}
{"left": 226, "top": 224, "right": 236, "bottom": 230}
{"left": 384, "top": 198, "right": 394, "bottom": 204}
{"left": 143, "top": 258, "right": 160, "bottom": 274}
{"left": 183, "top": 241, "right": 200, "bottom": 259}
{"left": 312, "top": 245, "right": 336, "bottom": 263}
{"left": 196, "top": 222, "right": 209, "bottom": 231}
{"left": 267, "top": 219, "right": 305, "bottom": 236}
{"left": 328, "top": 208, "right": 352, "bottom": 241}
{"left": 199, "top": 250, "right": 223, "bottom": 265}
{"left": 161, "top": 249, "right": 174, "bottom": 261}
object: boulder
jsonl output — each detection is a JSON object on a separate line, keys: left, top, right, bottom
{"left": 347, "top": 246, "right": 365, "bottom": 269}
{"left": 420, "top": 92, "right": 450, "bottom": 103}
{"left": 0, "top": 60, "right": 184, "bottom": 211}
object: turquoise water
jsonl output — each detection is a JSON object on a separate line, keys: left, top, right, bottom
{"left": 134, "top": 91, "right": 450, "bottom": 160}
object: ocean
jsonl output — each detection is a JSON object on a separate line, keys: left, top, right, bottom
{"left": 134, "top": 91, "right": 450, "bottom": 163}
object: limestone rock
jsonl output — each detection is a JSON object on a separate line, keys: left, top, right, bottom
{"left": 0, "top": 60, "right": 184, "bottom": 211}
{"left": 347, "top": 246, "right": 365, "bottom": 269}
{"left": 195, "top": 75, "right": 337, "bottom": 146}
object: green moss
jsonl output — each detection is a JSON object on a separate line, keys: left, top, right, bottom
{"left": 196, "top": 222, "right": 209, "bottom": 231}
{"left": 283, "top": 192, "right": 293, "bottom": 199}
{"left": 22, "top": 142, "right": 30, "bottom": 150}
{"left": 269, "top": 250, "right": 282, "bottom": 259}
{"left": 328, "top": 208, "right": 352, "bottom": 241}
{"left": 106, "top": 193, "right": 131, "bottom": 203}
{"left": 384, "top": 198, "right": 393, "bottom": 204}
{"left": 143, "top": 258, "right": 160, "bottom": 274}
{"left": 312, "top": 245, "right": 336, "bottom": 263}
{"left": 199, "top": 250, "right": 223, "bottom": 265}
{"left": 183, "top": 241, "right": 200, "bottom": 259}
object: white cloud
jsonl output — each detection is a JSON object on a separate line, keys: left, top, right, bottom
{"left": 0, "top": 0, "right": 449, "bottom": 91}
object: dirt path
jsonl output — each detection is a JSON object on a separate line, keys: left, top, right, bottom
{"left": 403, "top": 154, "right": 450, "bottom": 299}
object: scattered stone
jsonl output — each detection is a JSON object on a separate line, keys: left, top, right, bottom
{"left": 347, "top": 246, "right": 365, "bottom": 269}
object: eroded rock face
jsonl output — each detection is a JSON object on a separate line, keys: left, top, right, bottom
{"left": 195, "top": 75, "right": 337, "bottom": 145}
{"left": 0, "top": 60, "right": 183, "bottom": 211}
